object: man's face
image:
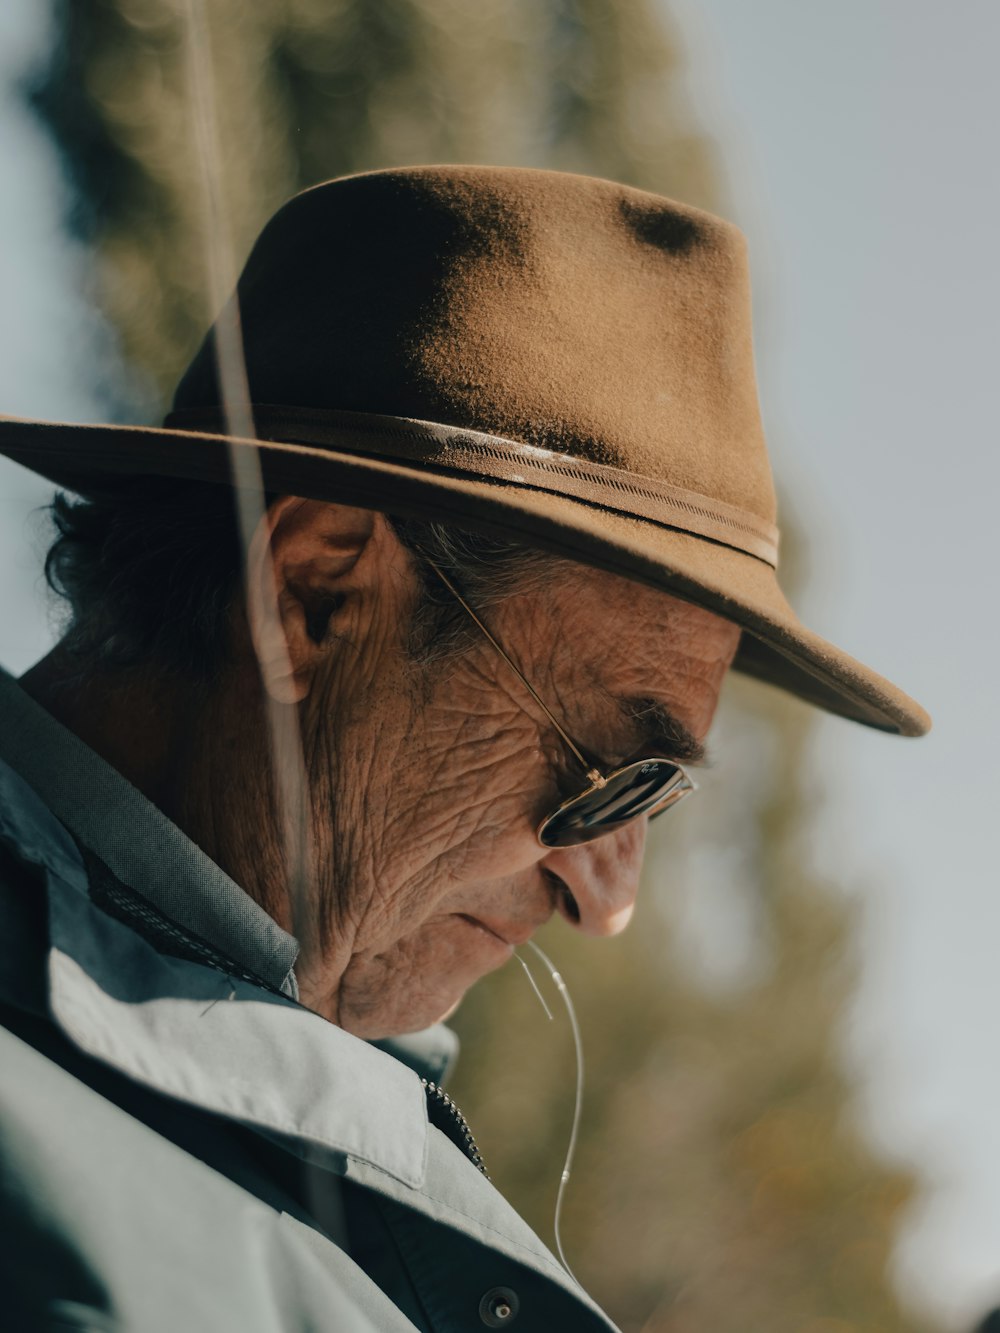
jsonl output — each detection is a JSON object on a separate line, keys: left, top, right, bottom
{"left": 291, "top": 541, "right": 740, "bottom": 1039}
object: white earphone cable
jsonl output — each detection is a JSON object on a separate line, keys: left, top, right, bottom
{"left": 515, "top": 941, "right": 584, "bottom": 1285}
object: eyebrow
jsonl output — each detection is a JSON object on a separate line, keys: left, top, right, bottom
{"left": 613, "top": 694, "right": 708, "bottom": 766}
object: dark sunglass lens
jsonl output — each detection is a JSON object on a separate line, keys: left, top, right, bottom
{"left": 538, "top": 760, "right": 689, "bottom": 848}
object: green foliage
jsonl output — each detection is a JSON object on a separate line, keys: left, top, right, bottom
{"left": 29, "top": 2, "right": 928, "bottom": 1328}
{"left": 29, "top": 0, "right": 719, "bottom": 407}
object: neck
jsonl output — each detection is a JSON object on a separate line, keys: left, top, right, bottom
{"left": 19, "top": 644, "right": 294, "bottom": 932}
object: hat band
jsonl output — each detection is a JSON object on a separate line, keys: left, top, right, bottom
{"left": 165, "top": 405, "right": 780, "bottom": 567}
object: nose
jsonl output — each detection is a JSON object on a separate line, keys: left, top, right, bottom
{"left": 540, "top": 818, "right": 648, "bottom": 936}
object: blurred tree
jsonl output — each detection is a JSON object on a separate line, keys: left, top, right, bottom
{"left": 28, "top": 0, "right": 715, "bottom": 409}
{"left": 27, "top": 2, "right": 929, "bottom": 1329}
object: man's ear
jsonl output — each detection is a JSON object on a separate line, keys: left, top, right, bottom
{"left": 246, "top": 497, "right": 377, "bottom": 704}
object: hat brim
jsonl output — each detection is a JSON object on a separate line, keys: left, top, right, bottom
{"left": 0, "top": 412, "right": 930, "bottom": 736}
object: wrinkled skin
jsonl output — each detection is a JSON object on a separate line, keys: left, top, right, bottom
{"left": 23, "top": 500, "right": 739, "bottom": 1038}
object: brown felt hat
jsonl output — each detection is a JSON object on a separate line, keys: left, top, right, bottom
{"left": 0, "top": 165, "right": 929, "bottom": 735}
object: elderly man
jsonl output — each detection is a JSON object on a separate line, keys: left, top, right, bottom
{"left": 0, "top": 167, "right": 928, "bottom": 1331}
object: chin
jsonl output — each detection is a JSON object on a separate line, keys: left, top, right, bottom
{"left": 338, "top": 991, "right": 465, "bottom": 1041}
{"left": 334, "top": 913, "right": 516, "bottom": 1039}
{"left": 339, "top": 959, "right": 501, "bottom": 1039}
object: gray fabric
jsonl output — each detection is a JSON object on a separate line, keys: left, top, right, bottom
{"left": 0, "top": 754, "right": 620, "bottom": 1330}
{"left": 0, "top": 1023, "right": 394, "bottom": 1333}
{"left": 0, "top": 667, "right": 299, "bottom": 995}
{"left": 372, "top": 1024, "right": 460, "bottom": 1087}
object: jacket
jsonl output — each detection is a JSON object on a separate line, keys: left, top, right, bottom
{"left": 0, "top": 671, "right": 619, "bottom": 1332}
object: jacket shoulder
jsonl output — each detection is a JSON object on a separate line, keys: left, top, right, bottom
{"left": 0, "top": 1021, "right": 412, "bottom": 1332}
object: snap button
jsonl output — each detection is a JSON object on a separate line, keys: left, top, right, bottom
{"left": 479, "top": 1285, "right": 520, "bottom": 1326}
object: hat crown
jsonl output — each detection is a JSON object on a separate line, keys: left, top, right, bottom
{"left": 174, "top": 165, "right": 776, "bottom": 527}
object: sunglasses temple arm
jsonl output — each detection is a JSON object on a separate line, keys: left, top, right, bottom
{"left": 420, "top": 556, "right": 603, "bottom": 784}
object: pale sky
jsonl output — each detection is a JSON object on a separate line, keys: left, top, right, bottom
{"left": 0, "top": 1, "right": 997, "bottom": 1329}
{"left": 669, "top": 0, "right": 1000, "bottom": 1326}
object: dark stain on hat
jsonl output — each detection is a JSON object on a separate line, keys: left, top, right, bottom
{"left": 619, "top": 198, "right": 702, "bottom": 255}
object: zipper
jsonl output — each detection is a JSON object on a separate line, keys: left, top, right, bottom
{"left": 421, "top": 1079, "right": 490, "bottom": 1180}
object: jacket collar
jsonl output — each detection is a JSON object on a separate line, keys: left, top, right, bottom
{"left": 0, "top": 669, "right": 299, "bottom": 995}
{"left": 0, "top": 724, "right": 430, "bottom": 1189}
{"left": 46, "top": 855, "right": 429, "bottom": 1188}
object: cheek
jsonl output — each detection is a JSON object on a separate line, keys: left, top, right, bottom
{"left": 375, "top": 792, "right": 543, "bottom": 951}
{"left": 333, "top": 694, "right": 551, "bottom": 952}
{"left": 377, "top": 711, "right": 550, "bottom": 878}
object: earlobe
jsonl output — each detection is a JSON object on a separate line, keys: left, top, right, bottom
{"left": 246, "top": 497, "right": 376, "bottom": 704}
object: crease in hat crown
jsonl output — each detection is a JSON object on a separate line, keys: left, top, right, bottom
{"left": 169, "top": 164, "right": 778, "bottom": 554}
{"left": 0, "top": 163, "right": 931, "bottom": 736}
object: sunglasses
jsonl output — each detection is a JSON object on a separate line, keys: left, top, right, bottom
{"left": 422, "top": 558, "right": 697, "bottom": 848}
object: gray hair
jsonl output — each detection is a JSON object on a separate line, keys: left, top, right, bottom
{"left": 44, "top": 479, "right": 549, "bottom": 675}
